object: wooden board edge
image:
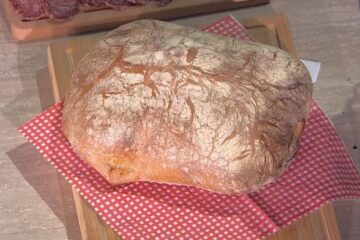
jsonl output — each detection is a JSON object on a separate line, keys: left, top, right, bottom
{"left": 240, "top": 14, "right": 297, "bottom": 56}
{"left": 72, "top": 188, "right": 90, "bottom": 240}
{"left": 270, "top": 14, "right": 297, "bottom": 56}
{"left": 266, "top": 203, "right": 342, "bottom": 240}
{"left": 1, "top": 0, "right": 25, "bottom": 40}
{"left": 3, "top": 0, "right": 270, "bottom": 41}
{"left": 106, "top": 225, "right": 121, "bottom": 240}
{"left": 73, "top": 187, "right": 118, "bottom": 240}
{"left": 47, "top": 46, "right": 62, "bottom": 103}
{"left": 320, "top": 204, "right": 342, "bottom": 240}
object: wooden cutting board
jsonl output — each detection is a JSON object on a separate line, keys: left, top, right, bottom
{"left": 47, "top": 14, "right": 342, "bottom": 240}
{"left": 2, "top": 0, "right": 269, "bottom": 41}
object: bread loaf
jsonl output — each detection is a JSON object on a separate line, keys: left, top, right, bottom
{"left": 62, "top": 20, "right": 312, "bottom": 194}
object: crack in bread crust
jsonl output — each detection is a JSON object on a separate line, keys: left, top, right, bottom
{"left": 62, "top": 20, "right": 312, "bottom": 194}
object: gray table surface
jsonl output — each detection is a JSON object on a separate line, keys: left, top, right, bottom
{"left": 0, "top": 0, "right": 359, "bottom": 239}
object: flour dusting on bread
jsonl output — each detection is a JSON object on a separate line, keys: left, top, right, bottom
{"left": 62, "top": 20, "right": 312, "bottom": 194}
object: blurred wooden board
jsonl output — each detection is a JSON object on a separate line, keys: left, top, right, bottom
{"left": 47, "top": 14, "right": 341, "bottom": 240}
{"left": 2, "top": 0, "right": 269, "bottom": 41}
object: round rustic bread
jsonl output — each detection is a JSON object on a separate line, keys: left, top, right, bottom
{"left": 62, "top": 20, "right": 312, "bottom": 194}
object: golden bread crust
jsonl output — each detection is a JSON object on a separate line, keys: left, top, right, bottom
{"left": 62, "top": 20, "right": 312, "bottom": 194}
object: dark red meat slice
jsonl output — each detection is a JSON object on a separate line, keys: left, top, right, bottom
{"left": 104, "top": 0, "right": 132, "bottom": 9}
{"left": 79, "top": 0, "right": 106, "bottom": 7}
{"left": 152, "top": 0, "right": 172, "bottom": 7}
{"left": 42, "top": 0, "right": 78, "bottom": 20}
{"left": 126, "top": 0, "right": 150, "bottom": 4}
{"left": 9, "top": 0, "right": 45, "bottom": 20}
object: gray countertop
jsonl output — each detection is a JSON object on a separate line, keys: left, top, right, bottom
{"left": 0, "top": 0, "right": 359, "bottom": 239}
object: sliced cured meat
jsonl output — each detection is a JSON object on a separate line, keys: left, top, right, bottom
{"left": 10, "top": 0, "right": 45, "bottom": 20}
{"left": 126, "top": 0, "right": 150, "bottom": 4}
{"left": 79, "top": 0, "right": 106, "bottom": 7}
{"left": 42, "top": 0, "right": 78, "bottom": 20}
{"left": 152, "top": 0, "right": 172, "bottom": 7}
{"left": 105, "top": 0, "right": 132, "bottom": 9}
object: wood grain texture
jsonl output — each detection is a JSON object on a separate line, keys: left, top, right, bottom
{"left": 46, "top": 14, "right": 341, "bottom": 240}
{"left": 2, "top": 0, "right": 269, "bottom": 41}
{"left": 242, "top": 15, "right": 297, "bottom": 56}
{"left": 267, "top": 204, "right": 341, "bottom": 240}
{"left": 72, "top": 189, "right": 119, "bottom": 240}
{"left": 320, "top": 204, "right": 342, "bottom": 240}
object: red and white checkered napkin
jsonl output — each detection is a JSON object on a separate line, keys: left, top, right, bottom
{"left": 18, "top": 16, "right": 360, "bottom": 239}
{"left": 204, "top": 15, "right": 256, "bottom": 41}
